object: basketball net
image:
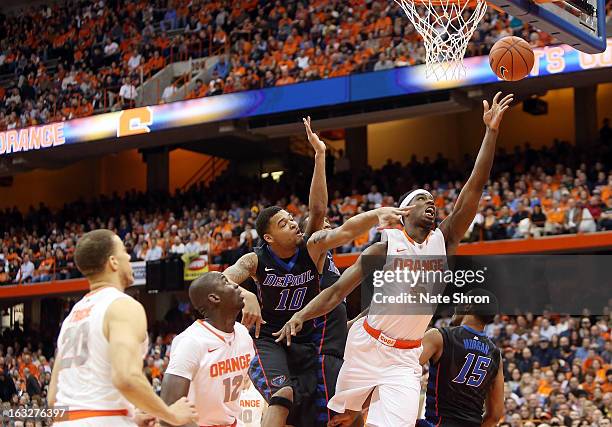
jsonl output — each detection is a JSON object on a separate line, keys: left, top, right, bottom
{"left": 394, "top": 0, "right": 488, "bottom": 80}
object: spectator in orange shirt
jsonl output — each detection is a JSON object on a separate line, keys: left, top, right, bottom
{"left": 146, "top": 356, "right": 162, "bottom": 379}
{"left": 275, "top": 68, "right": 295, "bottom": 86}
{"left": 76, "top": 98, "right": 94, "bottom": 118}
{"left": 18, "top": 354, "right": 39, "bottom": 380}
{"left": 581, "top": 371, "right": 597, "bottom": 398}
{"left": 544, "top": 200, "right": 565, "bottom": 235}
{"left": 286, "top": 196, "right": 302, "bottom": 217}
{"left": 186, "top": 79, "right": 205, "bottom": 100}
{"left": 209, "top": 233, "right": 224, "bottom": 264}
{"left": 147, "top": 50, "right": 166, "bottom": 75}
{"left": 32, "top": 249, "right": 54, "bottom": 283}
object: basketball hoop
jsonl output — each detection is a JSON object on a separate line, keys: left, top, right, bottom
{"left": 394, "top": 0, "right": 488, "bottom": 80}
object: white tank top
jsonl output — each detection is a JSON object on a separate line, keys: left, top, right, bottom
{"left": 55, "top": 287, "right": 148, "bottom": 413}
{"left": 366, "top": 227, "right": 447, "bottom": 341}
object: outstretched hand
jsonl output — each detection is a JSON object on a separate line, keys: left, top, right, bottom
{"left": 483, "top": 92, "right": 513, "bottom": 131}
{"left": 241, "top": 291, "right": 266, "bottom": 338}
{"left": 303, "top": 116, "right": 326, "bottom": 155}
{"left": 375, "top": 206, "right": 414, "bottom": 229}
{"left": 273, "top": 314, "right": 305, "bottom": 346}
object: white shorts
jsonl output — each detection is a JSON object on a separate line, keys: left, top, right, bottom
{"left": 54, "top": 416, "right": 136, "bottom": 427}
{"left": 328, "top": 318, "right": 422, "bottom": 427}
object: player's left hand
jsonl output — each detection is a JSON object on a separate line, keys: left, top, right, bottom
{"left": 303, "top": 116, "right": 326, "bottom": 155}
{"left": 273, "top": 314, "right": 305, "bottom": 346}
{"left": 134, "top": 410, "right": 157, "bottom": 427}
{"left": 483, "top": 91, "right": 513, "bottom": 131}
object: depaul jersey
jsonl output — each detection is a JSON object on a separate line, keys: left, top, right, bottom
{"left": 253, "top": 241, "right": 320, "bottom": 342}
{"left": 313, "top": 251, "right": 348, "bottom": 358}
{"left": 425, "top": 326, "right": 501, "bottom": 427}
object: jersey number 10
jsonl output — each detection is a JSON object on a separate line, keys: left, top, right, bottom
{"left": 275, "top": 287, "right": 307, "bottom": 311}
{"left": 452, "top": 353, "right": 491, "bottom": 388}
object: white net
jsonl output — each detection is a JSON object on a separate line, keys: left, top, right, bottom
{"left": 394, "top": 0, "right": 488, "bottom": 80}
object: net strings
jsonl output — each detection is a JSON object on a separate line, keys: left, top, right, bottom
{"left": 394, "top": 0, "right": 488, "bottom": 80}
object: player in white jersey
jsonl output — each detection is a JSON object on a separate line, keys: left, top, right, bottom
{"left": 238, "top": 380, "right": 267, "bottom": 426}
{"left": 160, "top": 271, "right": 256, "bottom": 427}
{"left": 274, "top": 92, "right": 514, "bottom": 426}
{"left": 49, "top": 229, "right": 198, "bottom": 427}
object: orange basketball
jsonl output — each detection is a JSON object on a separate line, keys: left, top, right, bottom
{"left": 489, "top": 36, "right": 535, "bottom": 82}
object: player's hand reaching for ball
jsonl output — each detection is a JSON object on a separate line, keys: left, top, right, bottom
{"left": 483, "top": 92, "right": 513, "bottom": 131}
{"left": 303, "top": 116, "right": 326, "bottom": 155}
{"left": 167, "top": 396, "right": 198, "bottom": 426}
{"left": 241, "top": 290, "right": 266, "bottom": 338}
{"left": 273, "top": 313, "right": 305, "bottom": 346}
{"left": 374, "top": 206, "right": 414, "bottom": 229}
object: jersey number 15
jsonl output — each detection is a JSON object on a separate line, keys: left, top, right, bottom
{"left": 452, "top": 353, "right": 491, "bottom": 388}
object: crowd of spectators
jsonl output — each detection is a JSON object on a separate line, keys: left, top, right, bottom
{"left": 3, "top": 0, "right": 612, "bottom": 131}
{"left": 0, "top": 120, "right": 611, "bottom": 285}
{"left": 0, "top": 304, "right": 609, "bottom": 425}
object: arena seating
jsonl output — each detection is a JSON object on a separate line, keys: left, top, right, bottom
{"left": 1, "top": 129, "right": 611, "bottom": 285}
{"left": 2, "top": 0, "right": 610, "bottom": 131}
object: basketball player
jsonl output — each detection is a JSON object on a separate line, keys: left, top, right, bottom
{"left": 417, "top": 289, "right": 504, "bottom": 427}
{"left": 224, "top": 118, "right": 411, "bottom": 427}
{"left": 296, "top": 216, "right": 349, "bottom": 426}
{"left": 49, "top": 229, "right": 198, "bottom": 426}
{"left": 274, "top": 92, "right": 514, "bottom": 426}
{"left": 160, "top": 271, "right": 255, "bottom": 427}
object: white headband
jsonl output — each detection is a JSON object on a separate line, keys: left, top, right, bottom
{"left": 399, "top": 189, "right": 433, "bottom": 208}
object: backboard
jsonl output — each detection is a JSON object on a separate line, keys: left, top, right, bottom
{"left": 487, "top": 0, "right": 607, "bottom": 53}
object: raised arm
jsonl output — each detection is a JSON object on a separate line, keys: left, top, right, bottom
{"left": 223, "top": 252, "right": 265, "bottom": 337}
{"left": 303, "top": 116, "right": 328, "bottom": 237}
{"left": 307, "top": 206, "right": 411, "bottom": 267}
{"left": 106, "top": 298, "right": 198, "bottom": 426}
{"left": 275, "top": 242, "right": 387, "bottom": 345}
{"left": 439, "top": 92, "right": 513, "bottom": 251}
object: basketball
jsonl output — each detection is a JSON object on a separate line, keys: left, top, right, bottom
{"left": 489, "top": 36, "right": 535, "bottom": 81}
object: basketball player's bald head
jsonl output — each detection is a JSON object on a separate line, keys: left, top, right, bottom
{"left": 189, "top": 272, "right": 224, "bottom": 311}
{"left": 189, "top": 272, "right": 244, "bottom": 318}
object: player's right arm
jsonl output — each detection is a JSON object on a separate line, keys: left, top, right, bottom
{"left": 159, "top": 334, "right": 201, "bottom": 427}
{"left": 482, "top": 356, "right": 505, "bottom": 427}
{"left": 223, "top": 252, "right": 265, "bottom": 336}
{"left": 306, "top": 207, "right": 411, "bottom": 268}
{"left": 47, "top": 347, "right": 63, "bottom": 407}
{"left": 105, "top": 298, "right": 198, "bottom": 426}
{"left": 275, "top": 242, "right": 387, "bottom": 345}
{"left": 419, "top": 328, "right": 443, "bottom": 366}
{"left": 159, "top": 374, "right": 198, "bottom": 427}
